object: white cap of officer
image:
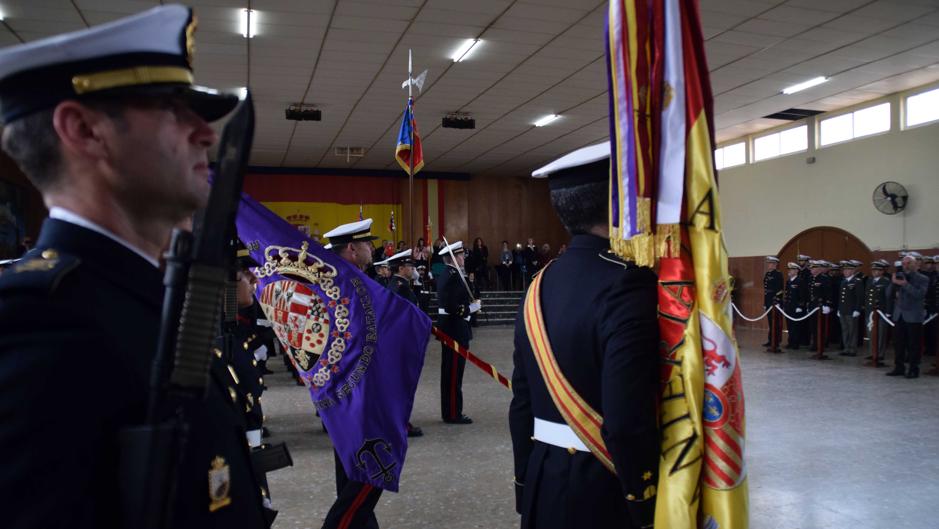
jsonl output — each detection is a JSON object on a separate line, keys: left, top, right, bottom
{"left": 0, "top": 5, "right": 238, "bottom": 124}
{"left": 323, "top": 218, "right": 379, "bottom": 246}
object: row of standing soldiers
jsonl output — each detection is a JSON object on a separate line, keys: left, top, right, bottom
{"left": 763, "top": 254, "right": 939, "bottom": 364}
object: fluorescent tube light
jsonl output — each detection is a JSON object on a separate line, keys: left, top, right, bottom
{"left": 240, "top": 9, "right": 257, "bottom": 38}
{"left": 533, "top": 114, "right": 560, "bottom": 127}
{"left": 782, "top": 76, "right": 828, "bottom": 95}
{"left": 451, "top": 39, "right": 480, "bottom": 62}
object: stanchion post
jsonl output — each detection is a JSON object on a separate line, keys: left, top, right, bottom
{"left": 770, "top": 307, "right": 779, "bottom": 352}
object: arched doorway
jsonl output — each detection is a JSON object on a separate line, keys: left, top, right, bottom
{"left": 778, "top": 226, "right": 872, "bottom": 273}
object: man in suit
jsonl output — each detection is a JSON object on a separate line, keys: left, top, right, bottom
{"left": 437, "top": 240, "right": 480, "bottom": 424}
{"left": 886, "top": 253, "right": 929, "bottom": 378}
{"left": 865, "top": 260, "right": 891, "bottom": 366}
{"left": 762, "top": 256, "right": 784, "bottom": 351}
{"left": 0, "top": 6, "right": 272, "bottom": 528}
{"left": 837, "top": 260, "right": 865, "bottom": 357}
{"left": 784, "top": 262, "right": 807, "bottom": 349}
{"left": 510, "top": 143, "right": 659, "bottom": 529}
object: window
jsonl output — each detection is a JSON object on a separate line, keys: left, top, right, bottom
{"left": 819, "top": 102, "right": 891, "bottom": 146}
{"left": 906, "top": 87, "right": 939, "bottom": 128}
{"left": 752, "top": 125, "right": 807, "bottom": 161}
{"left": 714, "top": 141, "right": 746, "bottom": 170}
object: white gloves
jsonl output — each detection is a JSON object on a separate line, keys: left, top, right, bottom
{"left": 469, "top": 301, "right": 482, "bottom": 314}
{"left": 822, "top": 306, "right": 831, "bottom": 315}
{"left": 254, "top": 344, "right": 269, "bottom": 362}
{"left": 852, "top": 310, "right": 860, "bottom": 318}
{"left": 795, "top": 307, "right": 803, "bottom": 314}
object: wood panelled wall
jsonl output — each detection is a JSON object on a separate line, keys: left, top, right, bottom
{"left": 399, "top": 174, "right": 570, "bottom": 251}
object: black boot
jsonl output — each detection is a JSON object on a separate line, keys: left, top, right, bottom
{"left": 905, "top": 366, "right": 920, "bottom": 379}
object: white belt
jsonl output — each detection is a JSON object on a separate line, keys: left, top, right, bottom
{"left": 533, "top": 418, "right": 588, "bottom": 452}
{"left": 438, "top": 308, "right": 472, "bottom": 322}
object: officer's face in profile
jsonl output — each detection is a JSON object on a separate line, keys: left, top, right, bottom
{"left": 102, "top": 96, "right": 217, "bottom": 220}
{"left": 352, "top": 241, "right": 373, "bottom": 269}
{"left": 236, "top": 269, "right": 257, "bottom": 308}
{"left": 872, "top": 269, "right": 883, "bottom": 277}
{"left": 767, "top": 261, "right": 777, "bottom": 271}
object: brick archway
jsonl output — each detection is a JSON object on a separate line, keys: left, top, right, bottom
{"left": 778, "top": 226, "right": 872, "bottom": 273}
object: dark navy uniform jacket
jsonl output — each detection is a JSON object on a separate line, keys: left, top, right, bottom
{"left": 810, "top": 273, "right": 832, "bottom": 308}
{"left": 838, "top": 274, "right": 865, "bottom": 315}
{"left": 0, "top": 219, "right": 268, "bottom": 529}
{"left": 784, "top": 274, "right": 807, "bottom": 313}
{"left": 387, "top": 274, "right": 418, "bottom": 306}
{"left": 763, "top": 269, "right": 783, "bottom": 308}
{"left": 509, "top": 234, "right": 659, "bottom": 529}
{"left": 437, "top": 265, "right": 472, "bottom": 344}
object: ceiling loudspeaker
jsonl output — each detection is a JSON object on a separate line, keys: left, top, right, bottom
{"left": 285, "top": 104, "right": 322, "bottom": 121}
{"left": 442, "top": 113, "right": 475, "bottom": 129}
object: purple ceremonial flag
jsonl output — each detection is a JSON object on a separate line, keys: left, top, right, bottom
{"left": 236, "top": 192, "right": 430, "bottom": 492}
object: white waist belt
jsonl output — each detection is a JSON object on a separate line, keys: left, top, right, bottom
{"left": 533, "top": 418, "right": 589, "bottom": 452}
{"left": 438, "top": 308, "right": 472, "bottom": 321}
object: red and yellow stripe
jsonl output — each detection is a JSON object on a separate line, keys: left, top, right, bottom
{"left": 522, "top": 266, "right": 616, "bottom": 475}
{"left": 430, "top": 326, "right": 511, "bottom": 390}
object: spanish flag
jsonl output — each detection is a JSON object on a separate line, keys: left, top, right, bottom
{"left": 395, "top": 97, "right": 424, "bottom": 176}
{"left": 607, "top": 1, "right": 749, "bottom": 527}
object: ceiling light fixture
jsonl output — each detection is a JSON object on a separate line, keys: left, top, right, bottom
{"left": 240, "top": 8, "right": 257, "bottom": 38}
{"left": 782, "top": 76, "right": 828, "bottom": 95}
{"left": 451, "top": 39, "right": 481, "bottom": 62}
{"left": 534, "top": 114, "right": 560, "bottom": 127}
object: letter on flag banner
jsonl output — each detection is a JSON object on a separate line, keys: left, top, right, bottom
{"left": 395, "top": 97, "right": 424, "bottom": 176}
{"left": 607, "top": 0, "right": 749, "bottom": 528}
{"left": 235, "top": 193, "right": 431, "bottom": 492}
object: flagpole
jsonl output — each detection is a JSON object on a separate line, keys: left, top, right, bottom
{"left": 407, "top": 49, "right": 415, "bottom": 249}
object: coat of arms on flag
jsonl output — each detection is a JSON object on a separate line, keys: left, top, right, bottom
{"left": 236, "top": 193, "right": 431, "bottom": 492}
{"left": 606, "top": 0, "right": 749, "bottom": 527}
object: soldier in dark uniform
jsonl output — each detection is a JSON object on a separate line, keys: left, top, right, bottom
{"left": 0, "top": 6, "right": 272, "bottom": 528}
{"left": 229, "top": 245, "right": 267, "bottom": 445}
{"left": 323, "top": 219, "right": 385, "bottom": 529}
{"left": 922, "top": 256, "right": 938, "bottom": 358}
{"left": 828, "top": 262, "right": 844, "bottom": 348}
{"left": 837, "top": 260, "right": 865, "bottom": 357}
{"left": 384, "top": 249, "right": 424, "bottom": 438}
{"left": 849, "top": 259, "right": 867, "bottom": 348}
{"left": 374, "top": 261, "right": 391, "bottom": 287}
{"left": 762, "top": 256, "right": 784, "bottom": 351}
{"left": 807, "top": 260, "right": 833, "bottom": 358}
{"left": 510, "top": 144, "right": 658, "bottom": 529}
{"left": 784, "top": 262, "right": 808, "bottom": 349}
{"left": 865, "top": 260, "right": 890, "bottom": 366}
{"left": 797, "top": 253, "right": 812, "bottom": 287}
{"left": 437, "top": 240, "right": 480, "bottom": 424}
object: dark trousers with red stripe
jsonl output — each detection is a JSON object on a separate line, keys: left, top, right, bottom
{"left": 440, "top": 341, "right": 467, "bottom": 421}
{"left": 323, "top": 450, "right": 382, "bottom": 529}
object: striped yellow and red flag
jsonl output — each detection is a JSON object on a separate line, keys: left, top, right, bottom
{"left": 607, "top": 1, "right": 749, "bottom": 528}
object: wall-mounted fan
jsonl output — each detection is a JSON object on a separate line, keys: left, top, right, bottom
{"left": 872, "top": 181, "right": 908, "bottom": 215}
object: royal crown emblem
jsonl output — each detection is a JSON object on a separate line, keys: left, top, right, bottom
{"left": 256, "top": 242, "right": 351, "bottom": 388}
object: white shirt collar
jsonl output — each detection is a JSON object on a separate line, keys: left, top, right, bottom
{"left": 49, "top": 207, "right": 160, "bottom": 268}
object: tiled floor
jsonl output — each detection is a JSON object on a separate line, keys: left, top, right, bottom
{"left": 263, "top": 326, "right": 939, "bottom": 529}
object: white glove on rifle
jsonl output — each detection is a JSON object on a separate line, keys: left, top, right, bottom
{"left": 795, "top": 307, "right": 803, "bottom": 314}
{"left": 822, "top": 306, "right": 831, "bottom": 315}
{"left": 852, "top": 310, "right": 860, "bottom": 318}
{"left": 469, "top": 300, "right": 482, "bottom": 314}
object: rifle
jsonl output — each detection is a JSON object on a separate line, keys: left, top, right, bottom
{"left": 118, "top": 90, "right": 256, "bottom": 529}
